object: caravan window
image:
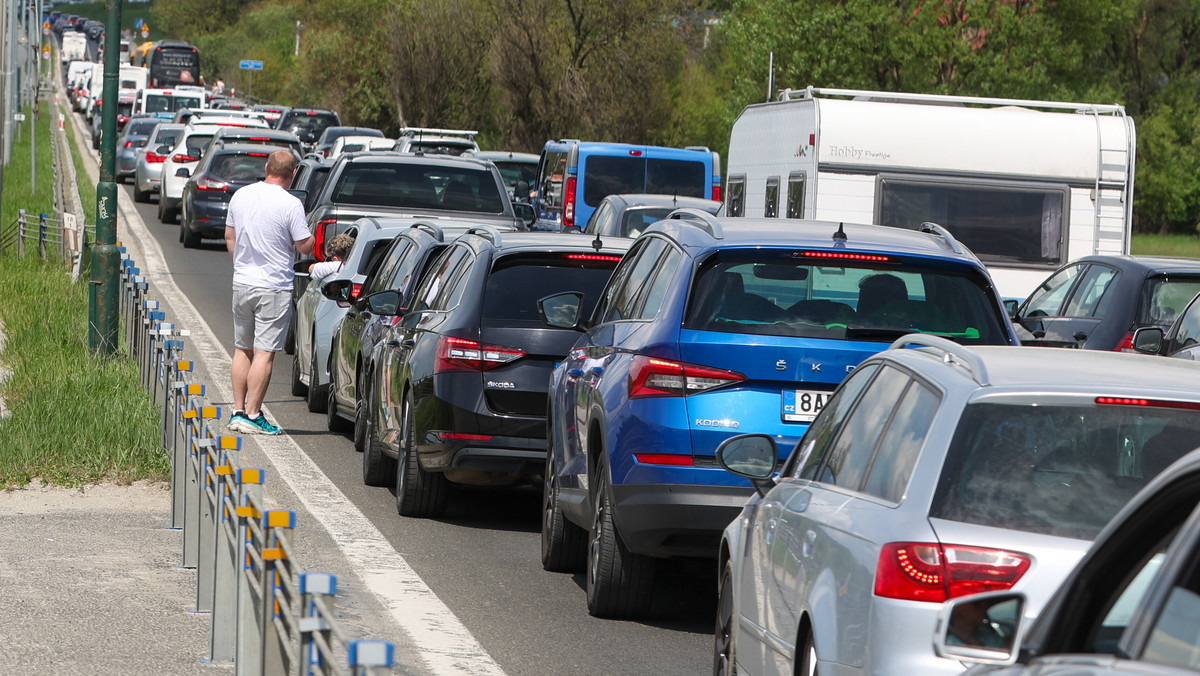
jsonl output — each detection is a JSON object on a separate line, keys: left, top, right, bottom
{"left": 727, "top": 175, "right": 745, "bottom": 217}
{"left": 764, "top": 177, "right": 780, "bottom": 218}
{"left": 877, "top": 176, "right": 1068, "bottom": 267}
{"left": 787, "top": 172, "right": 806, "bottom": 218}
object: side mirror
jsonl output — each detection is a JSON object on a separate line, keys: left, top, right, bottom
{"left": 513, "top": 202, "right": 537, "bottom": 229}
{"left": 364, "top": 290, "right": 402, "bottom": 316}
{"left": 1003, "top": 299, "right": 1020, "bottom": 319}
{"left": 515, "top": 179, "right": 530, "bottom": 201}
{"left": 320, "top": 279, "right": 352, "bottom": 302}
{"left": 1132, "top": 326, "right": 1164, "bottom": 355}
{"left": 933, "top": 591, "right": 1024, "bottom": 666}
{"left": 716, "top": 434, "right": 778, "bottom": 496}
{"left": 538, "top": 292, "right": 584, "bottom": 330}
{"left": 176, "top": 167, "right": 191, "bottom": 178}
{"left": 293, "top": 258, "right": 316, "bottom": 274}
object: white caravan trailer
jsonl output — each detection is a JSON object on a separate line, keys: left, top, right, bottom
{"left": 725, "top": 86, "right": 1136, "bottom": 299}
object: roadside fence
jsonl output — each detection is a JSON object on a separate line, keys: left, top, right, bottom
{"left": 0, "top": 209, "right": 94, "bottom": 277}
{"left": 103, "top": 238, "right": 396, "bottom": 675}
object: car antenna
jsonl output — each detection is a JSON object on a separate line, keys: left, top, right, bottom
{"left": 592, "top": 232, "right": 603, "bottom": 252}
{"left": 833, "top": 223, "right": 847, "bottom": 243}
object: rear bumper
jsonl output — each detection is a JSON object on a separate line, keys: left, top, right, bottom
{"left": 419, "top": 433, "right": 546, "bottom": 478}
{"left": 610, "top": 482, "right": 751, "bottom": 559}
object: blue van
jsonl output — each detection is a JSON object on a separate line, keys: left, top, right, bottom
{"left": 533, "top": 140, "right": 722, "bottom": 230}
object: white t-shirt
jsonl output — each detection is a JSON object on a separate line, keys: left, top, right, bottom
{"left": 310, "top": 260, "right": 343, "bottom": 282}
{"left": 227, "top": 181, "right": 310, "bottom": 291}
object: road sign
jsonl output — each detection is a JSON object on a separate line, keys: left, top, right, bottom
{"left": 42, "top": 21, "right": 49, "bottom": 36}
{"left": 135, "top": 18, "right": 143, "bottom": 29}
{"left": 239, "top": 60, "right": 264, "bottom": 71}
{"left": 14, "top": 113, "right": 26, "bottom": 122}
{"left": 141, "top": 26, "right": 149, "bottom": 38}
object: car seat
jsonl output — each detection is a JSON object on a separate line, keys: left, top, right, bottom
{"left": 442, "top": 180, "right": 478, "bottom": 211}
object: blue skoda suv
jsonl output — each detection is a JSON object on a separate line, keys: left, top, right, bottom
{"left": 538, "top": 211, "right": 1020, "bottom": 618}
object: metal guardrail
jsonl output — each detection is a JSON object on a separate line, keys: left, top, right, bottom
{"left": 85, "top": 238, "right": 396, "bottom": 675}
{"left": 1, "top": 210, "right": 95, "bottom": 279}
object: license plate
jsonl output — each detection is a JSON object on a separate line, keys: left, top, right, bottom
{"left": 782, "top": 389, "right": 830, "bottom": 422}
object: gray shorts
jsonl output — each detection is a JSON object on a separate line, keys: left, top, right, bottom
{"left": 232, "top": 284, "right": 292, "bottom": 352}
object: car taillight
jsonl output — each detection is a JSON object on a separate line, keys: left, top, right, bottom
{"left": 1096, "top": 396, "right": 1200, "bottom": 411}
{"left": 712, "top": 183, "right": 722, "bottom": 202}
{"left": 434, "top": 336, "right": 526, "bottom": 373}
{"left": 146, "top": 152, "right": 166, "bottom": 163}
{"left": 195, "top": 177, "right": 227, "bottom": 191}
{"left": 563, "top": 176, "right": 577, "bottom": 228}
{"left": 313, "top": 219, "right": 336, "bottom": 262}
{"left": 172, "top": 154, "right": 199, "bottom": 163}
{"left": 349, "top": 283, "right": 363, "bottom": 300}
{"left": 874, "top": 542, "right": 1030, "bottom": 603}
{"left": 1113, "top": 333, "right": 1135, "bottom": 352}
{"left": 628, "top": 355, "right": 746, "bottom": 398}
{"left": 123, "top": 141, "right": 133, "bottom": 148}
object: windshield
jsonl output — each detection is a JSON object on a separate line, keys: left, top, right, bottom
{"left": 1139, "top": 276, "right": 1200, "bottom": 326}
{"left": 683, "top": 252, "right": 1009, "bottom": 345}
{"left": 931, "top": 401, "right": 1200, "bottom": 540}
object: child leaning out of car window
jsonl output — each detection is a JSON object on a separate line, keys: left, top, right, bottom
{"left": 308, "top": 233, "right": 355, "bottom": 283}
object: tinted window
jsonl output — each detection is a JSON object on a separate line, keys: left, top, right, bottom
{"left": 483, "top": 254, "right": 621, "bottom": 322}
{"left": 154, "top": 129, "right": 181, "bottom": 147}
{"left": 639, "top": 247, "right": 682, "bottom": 320}
{"left": 209, "top": 152, "right": 270, "bottom": 182}
{"left": 645, "top": 158, "right": 705, "bottom": 198}
{"left": 684, "top": 252, "right": 1009, "bottom": 345}
{"left": 583, "top": 156, "right": 644, "bottom": 206}
{"left": 620, "top": 207, "right": 675, "bottom": 238}
{"left": 331, "top": 163, "right": 504, "bottom": 213}
{"left": 879, "top": 177, "right": 1067, "bottom": 266}
{"left": 408, "top": 141, "right": 474, "bottom": 156}
{"left": 366, "top": 239, "right": 414, "bottom": 296}
{"left": 817, "top": 366, "right": 910, "bottom": 490}
{"left": 1140, "top": 276, "right": 1200, "bottom": 326}
{"left": 727, "top": 176, "right": 745, "bottom": 217}
{"left": 764, "top": 177, "right": 780, "bottom": 218}
{"left": 493, "top": 160, "right": 537, "bottom": 193}
{"left": 184, "top": 134, "right": 214, "bottom": 157}
{"left": 412, "top": 247, "right": 464, "bottom": 313}
{"left": 1063, "top": 264, "right": 1118, "bottom": 318}
{"left": 794, "top": 363, "right": 881, "bottom": 479}
{"left": 1023, "top": 264, "right": 1084, "bottom": 318}
{"left": 127, "top": 119, "right": 159, "bottom": 135}
{"left": 1174, "top": 299, "right": 1200, "bottom": 349}
{"left": 931, "top": 402, "right": 1200, "bottom": 540}
{"left": 862, "top": 379, "right": 940, "bottom": 502}
{"left": 602, "top": 239, "right": 667, "bottom": 323}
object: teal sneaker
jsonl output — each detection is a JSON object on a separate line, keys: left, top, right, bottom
{"left": 244, "top": 413, "right": 281, "bottom": 436}
{"left": 227, "top": 410, "right": 253, "bottom": 433}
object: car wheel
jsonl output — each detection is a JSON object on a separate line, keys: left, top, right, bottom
{"left": 713, "top": 559, "right": 737, "bottom": 676}
{"left": 133, "top": 180, "right": 149, "bottom": 203}
{"left": 797, "top": 630, "right": 817, "bottom": 676}
{"left": 306, "top": 341, "right": 327, "bottom": 413}
{"left": 180, "top": 217, "right": 200, "bottom": 248}
{"left": 290, "top": 352, "right": 307, "bottom": 397}
{"left": 395, "top": 393, "right": 447, "bottom": 517}
{"left": 586, "top": 459, "right": 654, "bottom": 618}
{"left": 353, "top": 369, "right": 371, "bottom": 453}
{"left": 326, "top": 376, "right": 350, "bottom": 433}
{"left": 361, "top": 383, "right": 396, "bottom": 486}
{"left": 541, "top": 429, "right": 586, "bottom": 573}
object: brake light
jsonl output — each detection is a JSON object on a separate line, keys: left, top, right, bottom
{"left": 434, "top": 336, "right": 526, "bottom": 373}
{"left": 563, "top": 176, "right": 577, "bottom": 228}
{"left": 313, "top": 219, "right": 336, "bottom": 262}
{"left": 195, "top": 177, "right": 227, "bottom": 191}
{"left": 1096, "top": 396, "right": 1200, "bottom": 411}
{"left": 628, "top": 355, "right": 746, "bottom": 398}
{"left": 712, "top": 183, "right": 722, "bottom": 202}
{"left": 172, "top": 153, "right": 199, "bottom": 163}
{"left": 440, "top": 432, "right": 494, "bottom": 441}
{"left": 123, "top": 141, "right": 133, "bottom": 148}
{"left": 349, "top": 283, "right": 363, "bottom": 300}
{"left": 803, "top": 251, "right": 892, "bottom": 262}
{"left": 247, "top": 152, "right": 269, "bottom": 157}
{"left": 565, "top": 253, "right": 623, "bottom": 262}
{"left": 634, "top": 453, "right": 694, "bottom": 466}
{"left": 250, "top": 137, "right": 270, "bottom": 141}
{"left": 629, "top": 150, "right": 643, "bottom": 156}
{"left": 874, "top": 543, "right": 1030, "bottom": 603}
{"left": 146, "top": 152, "right": 166, "bottom": 163}
{"left": 1113, "top": 333, "right": 1135, "bottom": 352}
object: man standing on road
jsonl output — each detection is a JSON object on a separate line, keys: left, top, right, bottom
{"left": 224, "top": 150, "right": 314, "bottom": 435}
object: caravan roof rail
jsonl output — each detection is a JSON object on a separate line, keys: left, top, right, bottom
{"left": 464, "top": 225, "right": 502, "bottom": 246}
{"left": 397, "top": 127, "right": 479, "bottom": 139}
{"left": 890, "top": 334, "right": 990, "bottom": 387}
{"left": 918, "top": 221, "right": 964, "bottom": 255}
{"left": 779, "top": 86, "right": 1128, "bottom": 116}
{"left": 667, "top": 208, "right": 724, "bottom": 240}
{"left": 409, "top": 221, "right": 445, "bottom": 242}
{"left": 683, "top": 145, "right": 712, "bottom": 153}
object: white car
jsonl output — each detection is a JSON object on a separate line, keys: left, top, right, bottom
{"left": 133, "top": 123, "right": 183, "bottom": 203}
{"left": 158, "top": 118, "right": 270, "bottom": 224}
{"left": 327, "top": 135, "right": 395, "bottom": 160}
{"left": 392, "top": 127, "right": 479, "bottom": 156}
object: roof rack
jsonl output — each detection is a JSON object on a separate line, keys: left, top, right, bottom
{"left": 890, "top": 334, "right": 990, "bottom": 387}
{"left": 683, "top": 145, "right": 712, "bottom": 153}
{"left": 397, "top": 127, "right": 478, "bottom": 140}
{"left": 409, "top": 221, "right": 445, "bottom": 242}
{"left": 780, "top": 86, "right": 1127, "bottom": 116}
{"left": 667, "top": 208, "right": 724, "bottom": 240}
{"left": 464, "top": 225, "right": 502, "bottom": 245}
{"left": 918, "top": 221, "right": 964, "bottom": 255}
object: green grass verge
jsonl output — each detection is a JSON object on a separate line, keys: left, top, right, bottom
{"left": 0, "top": 90, "right": 166, "bottom": 488}
{"left": 0, "top": 103, "right": 55, "bottom": 231}
{"left": 1131, "top": 233, "right": 1200, "bottom": 258}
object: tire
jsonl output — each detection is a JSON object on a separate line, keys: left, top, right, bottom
{"left": 713, "top": 559, "right": 737, "bottom": 676}
{"left": 395, "top": 394, "right": 448, "bottom": 516}
{"left": 132, "top": 181, "right": 149, "bottom": 203}
{"left": 290, "top": 352, "right": 307, "bottom": 397}
{"left": 326, "top": 377, "right": 350, "bottom": 433}
{"left": 797, "top": 630, "right": 817, "bottom": 676}
{"left": 541, "top": 429, "right": 586, "bottom": 572}
{"left": 353, "top": 369, "right": 371, "bottom": 453}
{"left": 586, "top": 460, "right": 654, "bottom": 618}
{"left": 159, "top": 197, "right": 175, "bottom": 225}
{"left": 180, "top": 218, "right": 200, "bottom": 249}
{"left": 361, "top": 384, "right": 396, "bottom": 486}
{"left": 306, "top": 341, "right": 327, "bottom": 413}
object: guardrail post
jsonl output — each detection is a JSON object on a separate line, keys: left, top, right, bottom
{"left": 143, "top": 309, "right": 165, "bottom": 389}
{"left": 263, "top": 510, "right": 297, "bottom": 675}
{"left": 38, "top": 212, "right": 47, "bottom": 259}
{"left": 170, "top": 374, "right": 200, "bottom": 529}
{"left": 17, "top": 210, "right": 26, "bottom": 257}
{"left": 349, "top": 640, "right": 395, "bottom": 676}
{"left": 235, "top": 472, "right": 267, "bottom": 676}
{"left": 198, "top": 434, "right": 241, "bottom": 614}
{"left": 184, "top": 404, "right": 222, "bottom": 569}
{"left": 299, "top": 572, "right": 336, "bottom": 676}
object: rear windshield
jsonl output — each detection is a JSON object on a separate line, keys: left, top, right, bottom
{"left": 493, "top": 160, "right": 537, "bottom": 194}
{"left": 683, "top": 252, "right": 1009, "bottom": 345}
{"left": 931, "top": 401, "right": 1200, "bottom": 540}
{"left": 281, "top": 113, "right": 339, "bottom": 136}
{"left": 331, "top": 163, "right": 505, "bottom": 213}
{"left": 144, "top": 94, "right": 199, "bottom": 113}
{"left": 407, "top": 141, "right": 474, "bottom": 156}
{"left": 620, "top": 207, "right": 675, "bottom": 238}
{"left": 1140, "top": 276, "right": 1200, "bottom": 326}
{"left": 582, "top": 156, "right": 707, "bottom": 206}
{"left": 127, "top": 119, "right": 159, "bottom": 135}
{"left": 184, "top": 134, "right": 214, "bottom": 157}
{"left": 483, "top": 254, "right": 621, "bottom": 322}
{"left": 210, "top": 152, "right": 270, "bottom": 182}
{"left": 154, "top": 129, "right": 182, "bottom": 148}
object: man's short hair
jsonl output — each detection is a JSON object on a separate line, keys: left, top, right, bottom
{"left": 265, "top": 150, "right": 298, "bottom": 179}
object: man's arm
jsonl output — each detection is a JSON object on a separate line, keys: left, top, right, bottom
{"left": 224, "top": 226, "right": 236, "bottom": 260}
{"left": 295, "top": 235, "right": 316, "bottom": 256}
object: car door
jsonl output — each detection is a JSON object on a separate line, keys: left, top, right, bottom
{"left": 335, "top": 236, "right": 411, "bottom": 405}
{"left": 1016, "top": 263, "right": 1088, "bottom": 346}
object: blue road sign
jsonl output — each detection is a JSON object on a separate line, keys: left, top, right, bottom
{"left": 239, "top": 60, "right": 264, "bottom": 71}
{"left": 135, "top": 17, "right": 143, "bottom": 29}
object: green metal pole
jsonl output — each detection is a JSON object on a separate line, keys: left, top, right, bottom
{"left": 88, "top": 0, "right": 122, "bottom": 354}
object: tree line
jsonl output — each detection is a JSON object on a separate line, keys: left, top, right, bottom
{"left": 152, "top": 0, "right": 1200, "bottom": 235}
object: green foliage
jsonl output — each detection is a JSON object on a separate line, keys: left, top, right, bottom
{"left": 1132, "top": 233, "right": 1200, "bottom": 257}
{"left": 0, "top": 103, "right": 55, "bottom": 232}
